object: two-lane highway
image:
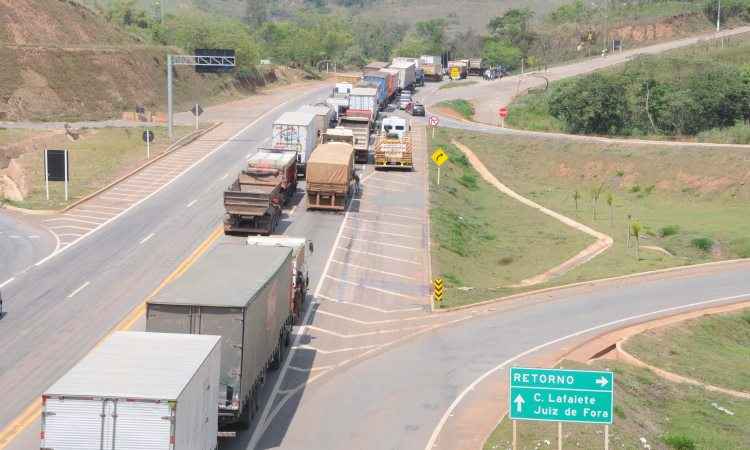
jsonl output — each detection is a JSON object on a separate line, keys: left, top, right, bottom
{"left": 0, "top": 212, "right": 56, "bottom": 285}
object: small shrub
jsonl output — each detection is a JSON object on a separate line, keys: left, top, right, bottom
{"left": 453, "top": 153, "right": 470, "bottom": 168}
{"left": 629, "top": 184, "right": 641, "bottom": 193}
{"left": 613, "top": 405, "right": 626, "bottom": 420}
{"left": 729, "top": 237, "right": 750, "bottom": 258}
{"left": 615, "top": 170, "right": 625, "bottom": 177}
{"left": 659, "top": 225, "right": 680, "bottom": 237}
{"left": 644, "top": 184, "right": 655, "bottom": 195}
{"left": 691, "top": 237, "right": 714, "bottom": 252}
{"left": 742, "top": 311, "right": 750, "bottom": 326}
{"left": 498, "top": 256, "right": 514, "bottom": 265}
{"left": 458, "top": 173, "right": 479, "bottom": 191}
{"left": 663, "top": 434, "right": 696, "bottom": 450}
{"left": 443, "top": 273, "right": 463, "bottom": 286}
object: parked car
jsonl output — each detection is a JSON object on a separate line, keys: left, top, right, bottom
{"left": 406, "top": 102, "right": 425, "bottom": 116}
{"left": 398, "top": 94, "right": 412, "bottom": 110}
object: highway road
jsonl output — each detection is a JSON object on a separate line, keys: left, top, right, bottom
{"left": 0, "top": 211, "right": 55, "bottom": 286}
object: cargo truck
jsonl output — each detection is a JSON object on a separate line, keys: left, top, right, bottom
{"left": 322, "top": 127, "right": 363, "bottom": 162}
{"left": 364, "top": 61, "right": 390, "bottom": 72}
{"left": 338, "top": 116, "right": 370, "bottom": 164}
{"left": 223, "top": 150, "right": 297, "bottom": 236}
{"left": 41, "top": 332, "right": 222, "bottom": 450}
{"left": 375, "top": 116, "right": 413, "bottom": 170}
{"left": 298, "top": 104, "right": 336, "bottom": 131}
{"left": 334, "top": 73, "right": 361, "bottom": 85}
{"left": 468, "top": 58, "right": 484, "bottom": 76}
{"left": 380, "top": 68, "right": 400, "bottom": 99}
{"left": 245, "top": 236, "right": 311, "bottom": 323}
{"left": 448, "top": 60, "right": 468, "bottom": 80}
{"left": 362, "top": 72, "right": 388, "bottom": 108}
{"left": 271, "top": 111, "right": 320, "bottom": 178}
{"left": 306, "top": 142, "right": 357, "bottom": 211}
{"left": 420, "top": 55, "right": 443, "bottom": 81}
{"left": 147, "top": 238, "right": 294, "bottom": 429}
{"left": 389, "top": 60, "right": 417, "bottom": 92}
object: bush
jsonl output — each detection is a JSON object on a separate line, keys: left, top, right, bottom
{"left": 458, "top": 173, "right": 479, "bottom": 191}
{"left": 659, "top": 225, "right": 680, "bottom": 237}
{"left": 691, "top": 237, "right": 714, "bottom": 252}
{"left": 663, "top": 434, "right": 696, "bottom": 450}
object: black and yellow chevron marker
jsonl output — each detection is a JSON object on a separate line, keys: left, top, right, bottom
{"left": 433, "top": 278, "right": 445, "bottom": 303}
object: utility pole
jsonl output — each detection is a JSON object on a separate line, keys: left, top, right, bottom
{"left": 717, "top": 0, "right": 721, "bottom": 32}
{"left": 167, "top": 54, "right": 173, "bottom": 139}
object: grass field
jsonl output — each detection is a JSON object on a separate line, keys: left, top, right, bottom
{"left": 5, "top": 126, "right": 193, "bottom": 210}
{"left": 428, "top": 128, "right": 750, "bottom": 307}
{"left": 428, "top": 129, "right": 592, "bottom": 307}
{"left": 435, "top": 100, "right": 475, "bottom": 120}
{"left": 625, "top": 309, "right": 750, "bottom": 393}
{"left": 484, "top": 359, "right": 750, "bottom": 450}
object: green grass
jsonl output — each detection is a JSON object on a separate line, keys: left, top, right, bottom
{"left": 7, "top": 126, "right": 193, "bottom": 210}
{"left": 625, "top": 309, "right": 750, "bottom": 393}
{"left": 436, "top": 99, "right": 475, "bottom": 120}
{"left": 505, "top": 91, "right": 564, "bottom": 132}
{"left": 484, "top": 359, "right": 750, "bottom": 450}
{"left": 0, "top": 129, "right": 36, "bottom": 146}
{"left": 428, "top": 128, "right": 750, "bottom": 306}
{"left": 439, "top": 80, "right": 479, "bottom": 90}
{"left": 428, "top": 128, "right": 593, "bottom": 308}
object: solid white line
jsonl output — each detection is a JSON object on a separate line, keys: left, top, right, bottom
{"left": 330, "top": 259, "right": 419, "bottom": 280}
{"left": 66, "top": 281, "right": 91, "bottom": 299}
{"left": 307, "top": 324, "right": 430, "bottom": 338}
{"left": 0, "top": 277, "right": 15, "bottom": 289}
{"left": 139, "top": 233, "right": 155, "bottom": 244}
{"left": 291, "top": 343, "right": 382, "bottom": 355}
{"left": 366, "top": 177, "right": 414, "bottom": 186}
{"left": 356, "top": 209, "right": 424, "bottom": 221}
{"left": 339, "top": 236, "right": 421, "bottom": 250}
{"left": 9, "top": 235, "right": 20, "bottom": 239}
{"left": 336, "top": 247, "right": 420, "bottom": 264}
{"left": 33, "top": 95, "right": 298, "bottom": 268}
{"left": 63, "top": 213, "right": 111, "bottom": 221}
{"left": 28, "top": 235, "right": 39, "bottom": 239}
{"left": 48, "top": 225, "right": 93, "bottom": 231}
{"left": 43, "top": 217, "right": 101, "bottom": 226}
{"left": 423, "top": 292, "right": 750, "bottom": 450}
{"left": 347, "top": 217, "right": 423, "bottom": 229}
{"left": 288, "top": 365, "right": 335, "bottom": 373}
{"left": 186, "top": 199, "right": 197, "bottom": 208}
{"left": 315, "top": 309, "right": 432, "bottom": 325}
{"left": 326, "top": 275, "right": 424, "bottom": 301}
{"left": 316, "top": 294, "right": 424, "bottom": 313}
{"left": 344, "top": 225, "right": 420, "bottom": 239}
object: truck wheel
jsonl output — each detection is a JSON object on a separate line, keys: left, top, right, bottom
{"left": 270, "top": 346, "right": 280, "bottom": 370}
{"left": 238, "top": 403, "right": 251, "bottom": 430}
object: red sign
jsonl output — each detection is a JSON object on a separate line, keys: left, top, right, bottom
{"left": 429, "top": 116, "right": 439, "bottom": 127}
{"left": 498, "top": 107, "right": 509, "bottom": 118}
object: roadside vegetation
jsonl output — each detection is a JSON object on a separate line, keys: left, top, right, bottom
{"left": 484, "top": 358, "right": 750, "bottom": 450}
{"left": 428, "top": 128, "right": 750, "bottom": 307}
{"left": 507, "top": 34, "right": 750, "bottom": 143}
{"left": 3, "top": 126, "right": 193, "bottom": 210}
{"left": 428, "top": 129, "right": 592, "bottom": 307}
{"left": 625, "top": 309, "right": 750, "bottom": 393}
{"left": 435, "top": 100, "right": 475, "bottom": 120}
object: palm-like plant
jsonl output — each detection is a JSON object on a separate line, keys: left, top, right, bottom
{"left": 631, "top": 221, "right": 642, "bottom": 260}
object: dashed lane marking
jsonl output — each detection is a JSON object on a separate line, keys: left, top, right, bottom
{"left": 316, "top": 294, "right": 424, "bottom": 313}
{"left": 186, "top": 199, "right": 198, "bottom": 208}
{"left": 66, "top": 281, "right": 90, "bottom": 299}
{"left": 139, "top": 233, "right": 155, "bottom": 244}
{"left": 330, "top": 260, "right": 419, "bottom": 281}
{"left": 326, "top": 275, "right": 424, "bottom": 301}
{"left": 336, "top": 247, "right": 420, "bottom": 264}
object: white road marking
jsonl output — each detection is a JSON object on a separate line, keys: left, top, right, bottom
{"left": 74, "top": 204, "right": 121, "bottom": 212}
{"left": 33, "top": 95, "right": 299, "bottom": 268}
{"left": 339, "top": 236, "right": 421, "bottom": 250}
{"left": 366, "top": 177, "right": 415, "bottom": 186}
{"left": 423, "top": 292, "right": 750, "bottom": 450}
{"left": 48, "top": 225, "right": 93, "bottom": 231}
{"left": 331, "top": 259, "right": 419, "bottom": 280}
{"left": 326, "top": 275, "right": 424, "bottom": 301}
{"left": 66, "top": 281, "right": 91, "bottom": 299}
{"left": 63, "top": 213, "right": 111, "bottom": 220}
{"left": 307, "top": 324, "right": 431, "bottom": 338}
{"left": 139, "top": 233, "right": 155, "bottom": 244}
{"left": 316, "top": 294, "right": 424, "bottom": 313}
{"left": 347, "top": 217, "right": 423, "bottom": 229}
{"left": 27, "top": 235, "right": 39, "bottom": 239}
{"left": 314, "top": 309, "right": 433, "bottom": 324}
{"left": 288, "top": 365, "right": 335, "bottom": 373}
{"left": 9, "top": 235, "right": 20, "bottom": 239}
{"left": 43, "top": 217, "right": 101, "bottom": 226}
{"left": 0, "top": 277, "right": 15, "bottom": 289}
{"left": 186, "top": 199, "right": 197, "bottom": 208}
{"left": 356, "top": 209, "right": 425, "bottom": 221}
{"left": 336, "top": 247, "right": 420, "bottom": 264}
{"left": 221, "top": 172, "right": 229, "bottom": 180}
{"left": 364, "top": 185, "right": 409, "bottom": 193}
{"left": 343, "top": 225, "right": 420, "bottom": 239}
{"left": 292, "top": 343, "right": 382, "bottom": 354}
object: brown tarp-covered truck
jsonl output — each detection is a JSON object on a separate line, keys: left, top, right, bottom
{"left": 223, "top": 151, "right": 297, "bottom": 235}
{"left": 306, "top": 142, "right": 357, "bottom": 211}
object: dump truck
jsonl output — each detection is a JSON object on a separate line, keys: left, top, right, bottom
{"left": 468, "top": 58, "right": 484, "bottom": 76}
{"left": 420, "top": 55, "right": 443, "bottom": 81}
{"left": 271, "top": 111, "right": 320, "bottom": 178}
{"left": 306, "top": 142, "right": 357, "bottom": 211}
{"left": 339, "top": 116, "right": 370, "bottom": 164}
{"left": 389, "top": 59, "right": 417, "bottom": 92}
{"left": 245, "top": 236, "right": 311, "bottom": 323}
{"left": 147, "top": 237, "right": 294, "bottom": 429}
{"left": 41, "top": 332, "right": 222, "bottom": 450}
{"left": 374, "top": 116, "right": 413, "bottom": 170}
{"left": 448, "top": 60, "right": 468, "bottom": 80}
{"left": 223, "top": 150, "right": 297, "bottom": 236}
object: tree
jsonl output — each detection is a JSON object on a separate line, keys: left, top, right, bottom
{"left": 482, "top": 39, "right": 522, "bottom": 69}
{"left": 606, "top": 192, "right": 614, "bottom": 226}
{"left": 415, "top": 19, "right": 448, "bottom": 54}
{"left": 630, "top": 221, "right": 642, "bottom": 260}
{"left": 590, "top": 183, "right": 604, "bottom": 220}
{"left": 573, "top": 189, "right": 581, "bottom": 212}
{"left": 246, "top": 0, "right": 268, "bottom": 27}
{"left": 549, "top": 72, "right": 631, "bottom": 135}
{"left": 393, "top": 33, "right": 429, "bottom": 58}
{"left": 487, "top": 8, "right": 536, "bottom": 54}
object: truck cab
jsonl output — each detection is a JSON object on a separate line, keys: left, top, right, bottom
{"left": 322, "top": 127, "right": 355, "bottom": 146}
{"left": 381, "top": 116, "right": 409, "bottom": 141}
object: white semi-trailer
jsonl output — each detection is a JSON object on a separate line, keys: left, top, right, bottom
{"left": 41, "top": 332, "right": 221, "bottom": 450}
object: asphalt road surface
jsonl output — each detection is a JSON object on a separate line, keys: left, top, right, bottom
{"left": 0, "top": 212, "right": 56, "bottom": 285}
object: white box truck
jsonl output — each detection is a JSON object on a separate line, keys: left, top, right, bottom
{"left": 40, "top": 331, "right": 221, "bottom": 450}
{"left": 271, "top": 111, "right": 320, "bottom": 178}
{"left": 389, "top": 60, "right": 417, "bottom": 91}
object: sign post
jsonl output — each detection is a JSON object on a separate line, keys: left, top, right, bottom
{"left": 191, "top": 104, "right": 204, "bottom": 130}
{"left": 431, "top": 148, "right": 448, "bottom": 186}
{"left": 45, "top": 149, "right": 70, "bottom": 202}
{"left": 429, "top": 116, "right": 439, "bottom": 138}
{"left": 498, "top": 106, "right": 508, "bottom": 128}
{"left": 509, "top": 367, "right": 614, "bottom": 449}
{"left": 143, "top": 130, "right": 155, "bottom": 160}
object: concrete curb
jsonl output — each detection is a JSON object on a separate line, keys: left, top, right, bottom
{"left": 434, "top": 258, "right": 750, "bottom": 314}
{"left": 1, "top": 123, "right": 221, "bottom": 216}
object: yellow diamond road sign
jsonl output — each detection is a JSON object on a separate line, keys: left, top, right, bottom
{"left": 432, "top": 148, "right": 448, "bottom": 166}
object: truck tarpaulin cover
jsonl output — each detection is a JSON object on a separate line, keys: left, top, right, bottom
{"left": 249, "top": 151, "right": 296, "bottom": 170}
{"left": 306, "top": 143, "right": 354, "bottom": 192}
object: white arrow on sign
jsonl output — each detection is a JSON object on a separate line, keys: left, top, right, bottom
{"left": 513, "top": 394, "right": 525, "bottom": 412}
{"left": 595, "top": 377, "right": 609, "bottom": 387}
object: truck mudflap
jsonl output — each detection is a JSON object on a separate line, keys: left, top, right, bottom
{"left": 223, "top": 207, "right": 281, "bottom": 236}
{"left": 355, "top": 149, "right": 369, "bottom": 164}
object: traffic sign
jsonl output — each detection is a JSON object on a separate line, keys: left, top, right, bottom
{"left": 429, "top": 116, "right": 439, "bottom": 127}
{"left": 433, "top": 278, "right": 445, "bottom": 303}
{"left": 431, "top": 148, "right": 448, "bottom": 166}
{"left": 498, "top": 106, "right": 508, "bottom": 118}
{"left": 142, "top": 130, "right": 155, "bottom": 143}
{"left": 509, "top": 367, "right": 614, "bottom": 424}
{"left": 191, "top": 104, "right": 204, "bottom": 117}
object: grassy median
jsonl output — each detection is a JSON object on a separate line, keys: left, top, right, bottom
{"left": 484, "top": 358, "right": 750, "bottom": 450}
{"left": 435, "top": 99, "right": 475, "bottom": 120}
{"left": 4, "top": 125, "right": 194, "bottom": 210}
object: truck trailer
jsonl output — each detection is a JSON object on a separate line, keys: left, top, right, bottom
{"left": 223, "top": 150, "right": 297, "bottom": 236}
{"left": 419, "top": 55, "right": 443, "bottom": 81}
{"left": 389, "top": 60, "right": 417, "bottom": 92}
{"left": 297, "top": 104, "right": 336, "bottom": 131}
{"left": 306, "top": 142, "right": 357, "bottom": 211}
{"left": 448, "top": 61, "right": 468, "bottom": 80}
{"left": 375, "top": 116, "right": 414, "bottom": 170}
{"left": 41, "top": 332, "right": 222, "bottom": 450}
{"left": 271, "top": 111, "right": 320, "bottom": 178}
{"left": 468, "top": 58, "right": 484, "bottom": 76}
{"left": 338, "top": 116, "right": 370, "bottom": 164}
{"left": 147, "top": 238, "right": 294, "bottom": 429}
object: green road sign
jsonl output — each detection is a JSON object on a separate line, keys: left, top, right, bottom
{"left": 509, "top": 367, "right": 614, "bottom": 425}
